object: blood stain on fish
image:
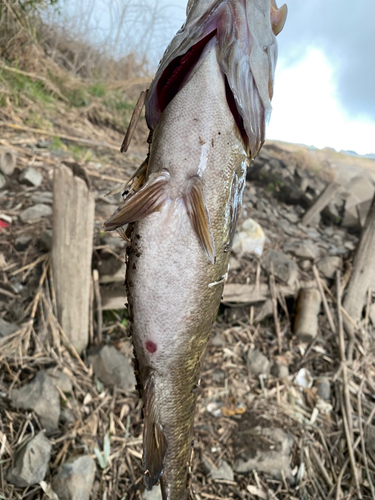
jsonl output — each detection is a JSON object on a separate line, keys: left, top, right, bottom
{"left": 145, "top": 340, "right": 157, "bottom": 353}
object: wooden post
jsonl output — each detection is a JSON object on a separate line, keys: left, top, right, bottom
{"left": 0, "top": 147, "right": 16, "bottom": 175}
{"left": 294, "top": 288, "right": 321, "bottom": 342}
{"left": 343, "top": 193, "right": 375, "bottom": 359}
{"left": 52, "top": 164, "right": 95, "bottom": 354}
{"left": 302, "top": 182, "right": 341, "bottom": 226}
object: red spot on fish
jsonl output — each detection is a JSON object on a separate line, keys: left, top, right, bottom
{"left": 145, "top": 340, "right": 157, "bottom": 354}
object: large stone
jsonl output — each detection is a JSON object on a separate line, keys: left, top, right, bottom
{"left": 7, "top": 432, "right": 51, "bottom": 487}
{"left": 369, "top": 304, "right": 375, "bottom": 327}
{"left": 47, "top": 368, "right": 73, "bottom": 394}
{"left": 10, "top": 370, "right": 60, "bottom": 431}
{"left": 0, "top": 317, "right": 19, "bottom": 337}
{"left": 20, "top": 203, "right": 52, "bottom": 222}
{"left": 202, "top": 455, "right": 234, "bottom": 481}
{"left": 283, "top": 239, "right": 320, "bottom": 260}
{"left": 232, "top": 218, "right": 265, "bottom": 257}
{"left": 19, "top": 167, "right": 43, "bottom": 187}
{"left": 234, "top": 426, "right": 293, "bottom": 480}
{"left": 88, "top": 345, "right": 136, "bottom": 392}
{"left": 344, "top": 175, "right": 374, "bottom": 208}
{"left": 52, "top": 455, "right": 96, "bottom": 500}
{"left": 31, "top": 191, "right": 53, "bottom": 204}
{"left": 262, "top": 250, "right": 298, "bottom": 285}
{"left": 317, "top": 256, "right": 342, "bottom": 279}
{"left": 247, "top": 349, "right": 270, "bottom": 377}
{"left": 143, "top": 487, "right": 163, "bottom": 500}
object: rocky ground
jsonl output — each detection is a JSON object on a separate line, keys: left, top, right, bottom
{"left": 1, "top": 102, "right": 375, "bottom": 500}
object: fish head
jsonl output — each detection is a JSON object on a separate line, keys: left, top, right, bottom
{"left": 146, "top": 0, "right": 287, "bottom": 158}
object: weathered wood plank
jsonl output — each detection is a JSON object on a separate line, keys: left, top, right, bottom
{"left": 52, "top": 164, "right": 95, "bottom": 354}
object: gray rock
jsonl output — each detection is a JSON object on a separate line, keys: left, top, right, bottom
{"left": 47, "top": 368, "right": 73, "bottom": 394}
{"left": 234, "top": 427, "right": 293, "bottom": 480}
{"left": 316, "top": 376, "right": 331, "bottom": 401}
{"left": 283, "top": 239, "right": 320, "bottom": 260}
{"left": 31, "top": 191, "right": 53, "bottom": 204}
{"left": 317, "top": 256, "right": 342, "bottom": 279}
{"left": 88, "top": 346, "right": 136, "bottom": 392}
{"left": 0, "top": 317, "right": 19, "bottom": 337}
{"left": 7, "top": 432, "right": 51, "bottom": 487}
{"left": 19, "top": 167, "right": 43, "bottom": 187}
{"left": 211, "top": 369, "right": 226, "bottom": 383}
{"left": 202, "top": 455, "right": 234, "bottom": 481}
{"left": 40, "top": 228, "right": 53, "bottom": 251}
{"left": 0, "top": 172, "right": 6, "bottom": 189}
{"left": 253, "top": 299, "right": 273, "bottom": 324}
{"left": 95, "top": 203, "right": 118, "bottom": 220}
{"left": 10, "top": 370, "right": 60, "bottom": 431}
{"left": 247, "top": 349, "right": 270, "bottom": 377}
{"left": 20, "top": 203, "right": 52, "bottom": 222}
{"left": 52, "top": 455, "right": 96, "bottom": 500}
{"left": 211, "top": 333, "right": 224, "bottom": 347}
{"left": 15, "top": 233, "right": 33, "bottom": 250}
{"left": 262, "top": 250, "right": 298, "bottom": 286}
{"left": 143, "top": 487, "right": 163, "bottom": 500}
{"left": 271, "top": 361, "right": 289, "bottom": 379}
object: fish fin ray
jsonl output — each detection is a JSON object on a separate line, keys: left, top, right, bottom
{"left": 184, "top": 177, "right": 215, "bottom": 264}
{"left": 104, "top": 172, "right": 169, "bottom": 231}
{"left": 143, "top": 376, "right": 167, "bottom": 490}
{"left": 124, "top": 157, "right": 149, "bottom": 195}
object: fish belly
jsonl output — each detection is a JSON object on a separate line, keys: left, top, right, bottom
{"left": 127, "top": 41, "right": 247, "bottom": 500}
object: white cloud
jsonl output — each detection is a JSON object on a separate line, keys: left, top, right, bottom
{"left": 267, "top": 48, "right": 375, "bottom": 155}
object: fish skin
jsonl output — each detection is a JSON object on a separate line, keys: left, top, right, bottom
{"left": 128, "top": 39, "right": 247, "bottom": 500}
{"left": 105, "top": 1, "right": 286, "bottom": 498}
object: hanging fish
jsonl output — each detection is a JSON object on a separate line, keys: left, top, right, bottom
{"left": 105, "top": 1, "right": 286, "bottom": 498}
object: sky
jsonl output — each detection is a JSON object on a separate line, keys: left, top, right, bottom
{"left": 154, "top": 0, "right": 375, "bottom": 155}
{"left": 63, "top": 0, "right": 375, "bottom": 155}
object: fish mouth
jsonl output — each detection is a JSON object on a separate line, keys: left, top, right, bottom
{"left": 156, "top": 29, "right": 249, "bottom": 147}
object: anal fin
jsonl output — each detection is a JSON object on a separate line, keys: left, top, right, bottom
{"left": 184, "top": 177, "right": 215, "bottom": 264}
{"left": 104, "top": 172, "right": 170, "bottom": 231}
{"left": 143, "top": 375, "right": 168, "bottom": 489}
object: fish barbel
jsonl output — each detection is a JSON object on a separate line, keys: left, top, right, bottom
{"left": 105, "top": 1, "right": 286, "bottom": 498}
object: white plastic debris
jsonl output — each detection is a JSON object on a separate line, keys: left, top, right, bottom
{"left": 232, "top": 218, "right": 265, "bottom": 257}
{"left": 295, "top": 368, "right": 313, "bottom": 389}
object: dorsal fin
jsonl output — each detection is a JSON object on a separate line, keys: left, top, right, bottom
{"left": 184, "top": 177, "right": 215, "bottom": 264}
{"left": 143, "top": 375, "right": 168, "bottom": 489}
{"left": 104, "top": 172, "right": 170, "bottom": 231}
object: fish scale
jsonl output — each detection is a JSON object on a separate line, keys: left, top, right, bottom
{"left": 105, "top": 1, "right": 286, "bottom": 498}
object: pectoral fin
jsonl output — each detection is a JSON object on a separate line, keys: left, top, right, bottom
{"left": 104, "top": 172, "right": 170, "bottom": 231}
{"left": 143, "top": 376, "right": 168, "bottom": 489}
{"left": 184, "top": 177, "right": 215, "bottom": 264}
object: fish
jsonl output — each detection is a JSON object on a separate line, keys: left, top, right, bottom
{"left": 104, "top": 1, "right": 287, "bottom": 498}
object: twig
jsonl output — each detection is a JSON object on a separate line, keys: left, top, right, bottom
{"left": 310, "top": 446, "right": 334, "bottom": 489}
{"left": 0, "top": 121, "right": 119, "bottom": 151}
{"left": 120, "top": 89, "right": 147, "bottom": 153}
{"left": 312, "top": 264, "right": 336, "bottom": 333}
{"left": 93, "top": 270, "right": 103, "bottom": 344}
{"left": 269, "top": 263, "right": 282, "bottom": 353}
{"left": 1, "top": 63, "right": 69, "bottom": 103}
{"left": 358, "top": 380, "right": 375, "bottom": 499}
{"left": 337, "top": 270, "right": 361, "bottom": 498}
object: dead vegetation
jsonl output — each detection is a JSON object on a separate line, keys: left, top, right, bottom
{"left": 1, "top": 5, "right": 375, "bottom": 500}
